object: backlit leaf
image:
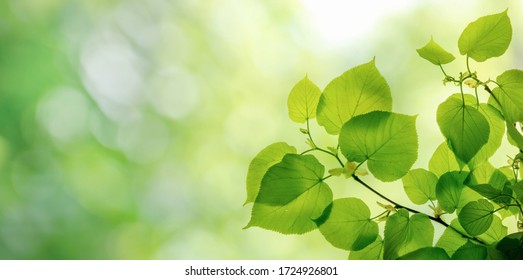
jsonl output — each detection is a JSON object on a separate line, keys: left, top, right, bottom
{"left": 458, "top": 10, "right": 512, "bottom": 62}
{"left": 494, "top": 69, "right": 523, "bottom": 122}
{"left": 416, "top": 37, "right": 455, "bottom": 65}
{"left": 493, "top": 70, "right": 523, "bottom": 148}
{"left": 398, "top": 247, "right": 450, "bottom": 260}
{"left": 436, "top": 171, "right": 468, "bottom": 213}
{"left": 383, "top": 209, "right": 433, "bottom": 259}
{"left": 402, "top": 168, "right": 438, "bottom": 205}
{"left": 339, "top": 111, "right": 418, "bottom": 182}
{"left": 246, "top": 154, "right": 332, "bottom": 234}
{"left": 317, "top": 59, "right": 392, "bottom": 135}
{"left": 287, "top": 75, "right": 321, "bottom": 123}
{"left": 467, "top": 161, "right": 508, "bottom": 191}
{"left": 349, "top": 235, "right": 384, "bottom": 260}
{"left": 478, "top": 215, "right": 507, "bottom": 245}
{"left": 437, "top": 94, "right": 490, "bottom": 163}
{"left": 317, "top": 198, "right": 378, "bottom": 251}
{"left": 508, "top": 181, "right": 523, "bottom": 203}
{"left": 467, "top": 184, "right": 511, "bottom": 205}
{"left": 436, "top": 223, "right": 468, "bottom": 256}
{"left": 506, "top": 121, "right": 523, "bottom": 150}
{"left": 458, "top": 199, "right": 495, "bottom": 236}
{"left": 428, "top": 142, "right": 467, "bottom": 176}
{"left": 468, "top": 104, "right": 505, "bottom": 168}
{"left": 451, "top": 241, "right": 487, "bottom": 260}
{"left": 245, "top": 142, "right": 297, "bottom": 204}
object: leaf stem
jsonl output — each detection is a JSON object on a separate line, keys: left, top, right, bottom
{"left": 370, "top": 210, "right": 389, "bottom": 221}
{"left": 459, "top": 75, "right": 466, "bottom": 106}
{"left": 483, "top": 84, "right": 502, "bottom": 109}
{"left": 466, "top": 55, "right": 472, "bottom": 75}
{"left": 439, "top": 64, "right": 448, "bottom": 77}
{"left": 302, "top": 118, "right": 345, "bottom": 166}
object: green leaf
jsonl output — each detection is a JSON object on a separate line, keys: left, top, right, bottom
{"left": 246, "top": 154, "right": 332, "bottom": 234}
{"left": 436, "top": 171, "right": 468, "bottom": 213}
{"left": 316, "top": 59, "right": 392, "bottom": 135}
{"left": 458, "top": 199, "right": 495, "bottom": 236}
{"left": 495, "top": 232, "right": 523, "bottom": 260}
{"left": 493, "top": 66, "right": 523, "bottom": 151}
{"left": 435, "top": 223, "right": 468, "bottom": 256}
{"left": 468, "top": 104, "right": 506, "bottom": 168}
{"left": 349, "top": 235, "right": 384, "bottom": 260}
{"left": 508, "top": 181, "right": 523, "bottom": 203}
{"left": 429, "top": 142, "right": 467, "bottom": 176}
{"left": 478, "top": 215, "right": 507, "bottom": 245}
{"left": 458, "top": 10, "right": 512, "bottom": 62}
{"left": 287, "top": 75, "right": 321, "bottom": 123}
{"left": 245, "top": 142, "right": 297, "bottom": 204}
{"left": 458, "top": 186, "right": 483, "bottom": 209}
{"left": 506, "top": 121, "right": 523, "bottom": 150}
{"left": 416, "top": 37, "right": 455, "bottom": 65}
{"left": 339, "top": 111, "right": 418, "bottom": 182}
{"left": 383, "top": 209, "right": 433, "bottom": 259}
{"left": 451, "top": 241, "right": 488, "bottom": 260}
{"left": 402, "top": 168, "right": 438, "bottom": 204}
{"left": 467, "top": 183, "right": 512, "bottom": 206}
{"left": 437, "top": 94, "right": 490, "bottom": 163}
{"left": 317, "top": 198, "right": 378, "bottom": 251}
{"left": 467, "top": 161, "right": 508, "bottom": 191}
{"left": 467, "top": 184, "right": 504, "bottom": 201}
{"left": 397, "top": 247, "right": 450, "bottom": 260}
{"left": 493, "top": 70, "right": 523, "bottom": 122}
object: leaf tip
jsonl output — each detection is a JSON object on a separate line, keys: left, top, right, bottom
{"left": 243, "top": 221, "right": 254, "bottom": 230}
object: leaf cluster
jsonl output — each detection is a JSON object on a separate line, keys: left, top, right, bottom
{"left": 244, "top": 10, "right": 523, "bottom": 260}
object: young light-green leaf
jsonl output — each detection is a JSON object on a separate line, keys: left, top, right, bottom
{"left": 436, "top": 171, "right": 468, "bottom": 213}
{"left": 317, "top": 198, "right": 379, "bottom": 251}
{"left": 383, "top": 209, "right": 434, "bottom": 260}
{"left": 316, "top": 59, "right": 392, "bottom": 135}
{"left": 348, "top": 235, "right": 384, "bottom": 260}
{"left": 246, "top": 154, "right": 332, "bottom": 234}
{"left": 416, "top": 37, "right": 455, "bottom": 65}
{"left": 458, "top": 10, "right": 512, "bottom": 62}
{"left": 458, "top": 199, "right": 495, "bottom": 236}
{"left": 493, "top": 69, "right": 523, "bottom": 122}
{"left": 435, "top": 223, "right": 468, "bottom": 256}
{"left": 287, "top": 75, "right": 322, "bottom": 123}
{"left": 245, "top": 142, "right": 297, "bottom": 204}
{"left": 437, "top": 94, "right": 490, "bottom": 163}
{"left": 339, "top": 111, "right": 418, "bottom": 182}
{"left": 478, "top": 215, "right": 507, "bottom": 245}
{"left": 402, "top": 168, "right": 438, "bottom": 205}
{"left": 429, "top": 142, "right": 467, "bottom": 177}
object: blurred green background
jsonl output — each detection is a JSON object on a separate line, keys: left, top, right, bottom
{"left": 0, "top": 0, "right": 521, "bottom": 259}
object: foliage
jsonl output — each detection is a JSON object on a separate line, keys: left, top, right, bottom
{"left": 244, "top": 10, "right": 523, "bottom": 259}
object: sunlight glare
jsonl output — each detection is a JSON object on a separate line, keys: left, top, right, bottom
{"left": 301, "top": 0, "right": 418, "bottom": 44}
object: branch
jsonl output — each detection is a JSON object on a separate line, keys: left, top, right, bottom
{"left": 352, "top": 175, "right": 487, "bottom": 246}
